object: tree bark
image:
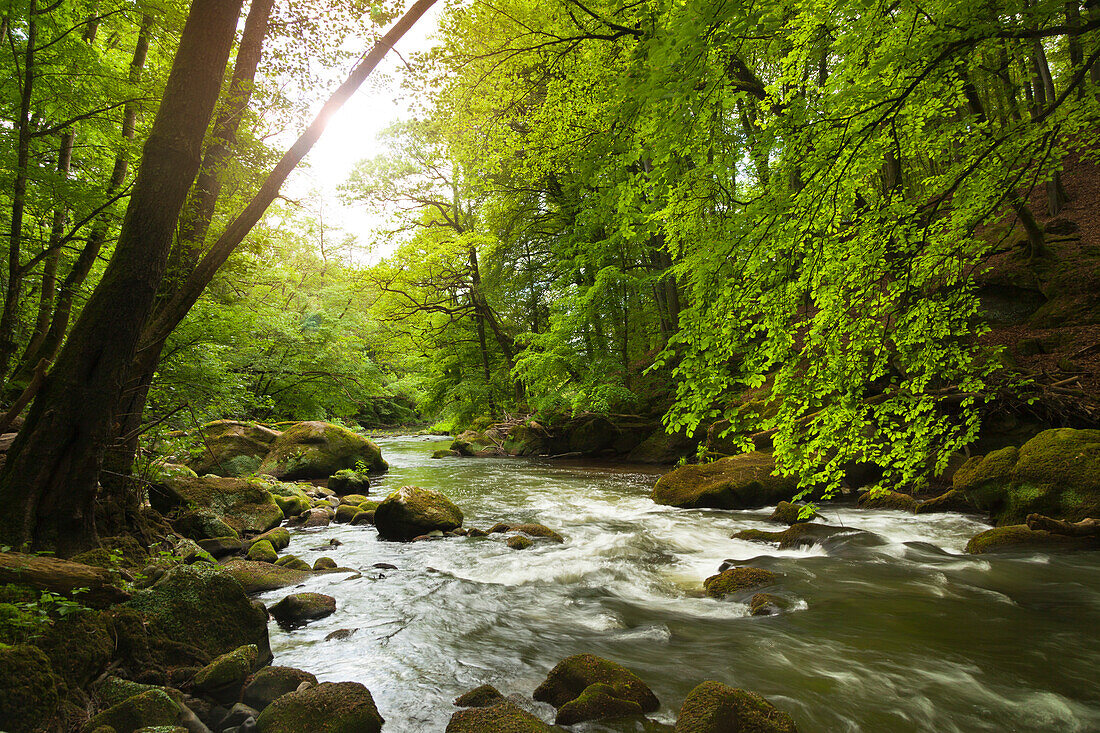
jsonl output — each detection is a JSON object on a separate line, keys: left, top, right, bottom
{"left": 0, "top": 551, "right": 130, "bottom": 607}
{"left": 0, "top": 0, "right": 244, "bottom": 556}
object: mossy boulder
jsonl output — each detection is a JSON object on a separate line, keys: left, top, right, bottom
{"left": 98, "top": 677, "right": 161, "bottom": 708}
{"left": 856, "top": 489, "right": 918, "bottom": 512}
{"left": 340, "top": 494, "right": 370, "bottom": 505}
{"left": 85, "top": 689, "right": 180, "bottom": 733}
{"left": 749, "top": 593, "right": 789, "bottom": 617}
{"left": 507, "top": 536, "right": 533, "bottom": 550}
{"left": 195, "top": 537, "right": 243, "bottom": 558}
{"left": 446, "top": 700, "right": 557, "bottom": 732}
{"left": 255, "top": 681, "right": 383, "bottom": 733}
{"left": 965, "top": 525, "right": 1100, "bottom": 554}
{"left": 329, "top": 469, "right": 370, "bottom": 495}
{"left": 246, "top": 539, "right": 278, "bottom": 563}
{"left": 453, "top": 684, "right": 505, "bottom": 708}
{"left": 555, "top": 682, "right": 645, "bottom": 725}
{"left": 148, "top": 462, "right": 198, "bottom": 482}
{"left": 150, "top": 476, "right": 283, "bottom": 535}
{"left": 533, "top": 654, "right": 659, "bottom": 712}
{"left": 954, "top": 429, "right": 1100, "bottom": 524}
{"left": 351, "top": 510, "right": 375, "bottom": 526}
{"left": 243, "top": 666, "right": 318, "bottom": 711}
{"left": 627, "top": 428, "right": 699, "bottom": 464}
{"left": 269, "top": 593, "right": 336, "bottom": 624}
{"left": 314, "top": 557, "right": 338, "bottom": 571}
{"left": 257, "top": 421, "right": 387, "bottom": 480}
{"left": 507, "top": 523, "right": 565, "bottom": 543}
{"left": 673, "top": 681, "right": 798, "bottom": 733}
{"left": 127, "top": 564, "right": 270, "bottom": 663}
{"left": 915, "top": 489, "right": 977, "bottom": 514}
{"left": 501, "top": 423, "right": 547, "bottom": 456}
{"left": 221, "top": 559, "right": 310, "bottom": 594}
{"left": 0, "top": 644, "right": 61, "bottom": 732}
{"left": 733, "top": 522, "right": 850, "bottom": 550}
{"left": 451, "top": 430, "right": 493, "bottom": 456}
{"left": 374, "top": 486, "right": 464, "bottom": 541}
{"left": 703, "top": 567, "right": 776, "bottom": 598}
{"left": 334, "top": 504, "right": 360, "bottom": 523}
{"left": 35, "top": 609, "right": 114, "bottom": 688}
{"left": 274, "top": 555, "right": 312, "bottom": 571}
{"left": 245, "top": 527, "right": 291, "bottom": 552}
{"left": 768, "top": 501, "right": 816, "bottom": 524}
{"left": 193, "top": 644, "right": 258, "bottom": 692}
{"left": 652, "top": 453, "right": 797, "bottom": 509}
{"left": 274, "top": 494, "right": 310, "bottom": 519}
{"left": 187, "top": 421, "right": 280, "bottom": 477}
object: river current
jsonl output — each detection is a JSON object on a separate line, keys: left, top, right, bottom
{"left": 260, "top": 435, "right": 1100, "bottom": 732}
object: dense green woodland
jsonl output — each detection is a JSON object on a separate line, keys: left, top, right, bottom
{"left": 0, "top": 0, "right": 1098, "bottom": 552}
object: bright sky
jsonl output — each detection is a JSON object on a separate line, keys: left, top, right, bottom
{"left": 282, "top": 2, "right": 446, "bottom": 264}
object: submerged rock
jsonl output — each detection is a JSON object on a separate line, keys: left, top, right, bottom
{"left": 446, "top": 699, "right": 556, "bottom": 732}
{"left": 965, "top": 525, "right": 1100, "bottom": 554}
{"left": 507, "top": 523, "right": 565, "bottom": 543}
{"left": 674, "top": 680, "right": 798, "bottom": 732}
{"left": 749, "top": 593, "right": 789, "bottom": 616}
{"left": 269, "top": 593, "right": 336, "bottom": 624}
{"left": 555, "top": 682, "right": 645, "bottom": 725}
{"left": 651, "top": 452, "right": 797, "bottom": 509}
{"left": 733, "top": 522, "right": 854, "bottom": 550}
{"left": 533, "top": 654, "right": 659, "bottom": 713}
{"left": 954, "top": 428, "right": 1100, "bottom": 524}
{"left": 703, "top": 568, "right": 777, "bottom": 598}
{"left": 506, "top": 536, "right": 533, "bottom": 550}
{"left": 374, "top": 486, "right": 464, "bottom": 541}
{"left": 258, "top": 421, "right": 387, "bottom": 480}
{"left": 255, "top": 681, "right": 383, "bottom": 733}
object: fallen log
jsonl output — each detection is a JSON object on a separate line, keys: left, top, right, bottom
{"left": 0, "top": 551, "right": 131, "bottom": 607}
{"left": 1026, "top": 513, "right": 1100, "bottom": 537}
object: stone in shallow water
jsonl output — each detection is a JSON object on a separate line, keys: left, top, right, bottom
{"left": 446, "top": 700, "right": 556, "bottom": 732}
{"left": 703, "top": 568, "right": 776, "bottom": 598}
{"left": 673, "top": 680, "right": 798, "bottom": 732}
{"left": 533, "top": 654, "right": 659, "bottom": 712}
{"left": 269, "top": 593, "right": 336, "bottom": 624}
{"left": 254, "top": 681, "right": 383, "bottom": 733}
{"left": 555, "top": 682, "right": 645, "bottom": 725}
{"left": 243, "top": 666, "right": 318, "bottom": 711}
{"left": 453, "top": 684, "right": 505, "bottom": 708}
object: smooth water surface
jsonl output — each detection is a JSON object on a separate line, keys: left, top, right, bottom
{"left": 261, "top": 436, "right": 1100, "bottom": 732}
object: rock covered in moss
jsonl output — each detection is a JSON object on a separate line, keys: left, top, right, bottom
{"left": 627, "top": 428, "right": 700, "bottom": 464}
{"left": 703, "top": 568, "right": 776, "bottom": 598}
{"left": 673, "top": 681, "right": 798, "bottom": 732}
{"left": 169, "top": 509, "right": 240, "bottom": 542}
{"left": 187, "top": 421, "right": 280, "bottom": 477}
{"left": 246, "top": 527, "right": 291, "bottom": 552}
{"left": 221, "top": 559, "right": 310, "bottom": 594}
{"left": 243, "top": 666, "right": 318, "bottom": 711}
{"left": 274, "top": 555, "right": 312, "bottom": 572}
{"left": 915, "top": 489, "right": 976, "bottom": 514}
{"left": 257, "top": 421, "right": 387, "bottom": 480}
{"left": 651, "top": 453, "right": 797, "bottom": 509}
{"left": 453, "top": 684, "right": 505, "bottom": 708}
{"left": 749, "top": 593, "right": 790, "bottom": 617}
{"left": 270, "top": 593, "right": 336, "bottom": 624}
{"left": 97, "top": 677, "right": 162, "bottom": 709}
{"left": 856, "top": 489, "right": 918, "bottom": 512}
{"left": 313, "top": 557, "right": 338, "bottom": 571}
{"left": 334, "top": 504, "right": 360, "bottom": 523}
{"left": 255, "top": 681, "right": 383, "bottom": 733}
{"left": 964, "top": 525, "right": 1099, "bottom": 554}
{"left": 193, "top": 644, "right": 258, "bottom": 692}
{"left": 35, "top": 609, "right": 114, "bottom": 689}
{"left": 246, "top": 539, "right": 278, "bottom": 563}
{"left": 329, "top": 469, "right": 371, "bottom": 495}
{"left": 350, "top": 510, "right": 375, "bottom": 526}
{"left": 733, "top": 522, "right": 852, "bottom": 550}
{"left": 374, "top": 486, "right": 464, "bottom": 541}
{"left": 0, "top": 644, "right": 61, "bottom": 732}
{"left": 533, "top": 654, "right": 659, "bottom": 712}
{"left": 86, "top": 689, "right": 180, "bottom": 733}
{"left": 954, "top": 429, "right": 1100, "bottom": 524}
{"left": 555, "top": 682, "right": 645, "bottom": 725}
{"left": 150, "top": 476, "right": 283, "bottom": 535}
{"left": 508, "top": 523, "right": 565, "bottom": 543}
{"left": 506, "top": 536, "right": 533, "bottom": 550}
{"left": 196, "top": 537, "right": 243, "bottom": 558}
{"left": 768, "top": 501, "right": 816, "bottom": 524}
{"left": 128, "top": 564, "right": 270, "bottom": 663}
{"left": 446, "top": 699, "right": 556, "bottom": 732}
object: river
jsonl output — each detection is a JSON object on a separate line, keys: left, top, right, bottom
{"left": 258, "top": 435, "right": 1100, "bottom": 731}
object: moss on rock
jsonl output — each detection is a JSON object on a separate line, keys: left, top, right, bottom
{"left": 329, "top": 469, "right": 371, "bottom": 495}
{"left": 749, "top": 593, "right": 789, "bottom": 617}
{"left": 703, "top": 568, "right": 777, "bottom": 598}
{"left": 258, "top": 421, "right": 387, "bottom": 480}
{"left": 733, "top": 522, "right": 849, "bottom": 550}
{"left": 243, "top": 666, "right": 318, "bottom": 711}
{"left": 35, "top": 609, "right": 114, "bottom": 688}
{"left": 453, "top": 684, "right": 505, "bottom": 708}
{"left": 246, "top": 540, "right": 278, "bottom": 563}
{"left": 673, "top": 680, "right": 798, "bottom": 733}
{"left": 856, "top": 489, "right": 918, "bottom": 512}
{"left": 965, "top": 525, "right": 1099, "bottom": 554}
{"left": 914, "top": 489, "right": 976, "bottom": 514}
{"left": 222, "top": 559, "right": 310, "bottom": 593}
{"left": 446, "top": 700, "right": 557, "bottom": 732}
{"left": 768, "top": 501, "right": 816, "bottom": 524}
{"left": 269, "top": 593, "right": 336, "bottom": 624}
{"left": 533, "top": 654, "right": 659, "bottom": 712}
{"left": 255, "top": 681, "right": 383, "bottom": 733}
{"left": 150, "top": 476, "right": 283, "bottom": 535}
{"left": 350, "top": 510, "right": 375, "bottom": 526}
{"left": 193, "top": 644, "right": 258, "bottom": 692}
{"left": 85, "top": 689, "right": 180, "bottom": 733}
{"left": 374, "top": 486, "right": 464, "bottom": 541}
{"left": 246, "top": 527, "right": 291, "bottom": 552}
{"left": 506, "top": 536, "right": 534, "bottom": 550}
{"left": 334, "top": 504, "right": 359, "bottom": 523}
{"left": 555, "top": 682, "right": 644, "bottom": 725}
{"left": 0, "top": 644, "right": 61, "bottom": 733}
{"left": 509, "top": 524, "right": 565, "bottom": 543}
{"left": 97, "top": 677, "right": 161, "bottom": 709}
{"left": 651, "top": 453, "right": 797, "bottom": 509}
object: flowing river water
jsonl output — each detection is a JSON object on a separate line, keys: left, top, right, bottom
{"left": 260, "top": 435, "right": 1100, "bottom": 732}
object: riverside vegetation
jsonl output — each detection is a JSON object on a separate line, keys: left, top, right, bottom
{"left": 1, "top": 0, "right": 1100, "bottom": 729}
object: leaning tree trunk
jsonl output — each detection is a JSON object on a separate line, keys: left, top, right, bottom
{"left": 0, "top": 0, "right": 244, "bottom": 556}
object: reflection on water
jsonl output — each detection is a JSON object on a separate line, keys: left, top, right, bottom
{"left": 261, "top": 436, "right": 1100, "bottom": 732}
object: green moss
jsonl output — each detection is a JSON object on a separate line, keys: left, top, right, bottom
{"left": 243, "top": 666, "right": 318, "bottom": 711}
{"left": 506, "top": 536, "right": 533, "bottom": 550}
{"left": 965, "top": 525, "right": 1098, "bottom": 554}
{"left": 358, "top": 500, "right": 381, "bottom": 511}
{"left": 257, "top": 421, "right": 388, "bottom": 480}
{"left": 269, "top": 593, "right": 336, "bottom": 624}
{"left": 35, "top": 609, "right": 113, "bottom": 688}
{"left": 193, "top": 644, "right": 257, "bottom": 691}
{"left": 453, "top": 684, "right": 505, "bottom": 708}
{"left": 674, "top": 680, "right": 798, "bottom": 733}
{"left": 446, "top": 700, "right": 556, "bottom": 732}
{"left": 313, "top": 557, "right": 337, "bottom": 571}
{"left": 749, "top": 593, "right": 788, "bottom": 616}
{"left": 248, "top": 527, "right": 291, "bottom": 551}
{"left": 509, "top": 524, "right": 565, "bottom": 542}
{"left": 329, "top": 469, "right": 371, "bottom": 495}
{"left": 97, "top": 676, "right": 161, "bottom": 708}
{"left": 856, "top": 489, "right": 918, "bottom": 512}
{"left": 246, "top": 540, "right": 278, "bottom": 563}
{"left": 703, "top": 568, "right": 777, "bottom": 598}
{"left": 555, "top": 682, "right": 644, "bottom": 725}
{"left": 86, "top": 689, "right": 179, "bottom": 732}
{"left": 768, "top": 501, "right": 816, "bottom": 524}
{"left": 0, "top": 644, "right": 61, "bottom": 733}
{"left": 373, "top": 486, "right": 464, "bottom": 541}
{"left": 532, "top": 654, "right": 659, "bottom": 712}
{"left": 350, "top": 510, "right": 375, "bottom": 526}
{"left": 221, "top": 559, "right": 310, "bottom": 593}
{"left": 150, "top": 477, "right": 283, "bottom": 535}
{"left": 255, "top": 681, "right": 383, "bottom": 733}
{"left": 914, "top": 489, "right": 975, "bottom": 515}
{"left": 651, "top": 452, "right": 797, "bottom": 509}
{"left": 334, "top": 504, "right": 359, "bottom": 523}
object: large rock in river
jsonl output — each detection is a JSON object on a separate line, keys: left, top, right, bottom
{"left": 257, "top": 421, "right": 387, "bottom": 479}
{"left": 374, "top": 486, "right": 464, "bottom": 541}
{"left": 446, "top": 699, "right": 557, "bottom": 732}
{"left": 256, "top": 681, "right": 383, "bottom": 733}
{"left": 533, "top": 654, "right": 659, "bottom": 713}
{"left": 674, "top": 680, "right": 798, "bottom": 732}
{"left": 965, "top": 525, "right": 1100, "bottom": 554}
{"left": 953, "top": 428, "right": 1100, "bottom": 525}
{"left": 187, "top": 420, "right": 281, "bottom": 477}
{"left": 149, "top": 476, "right": 283, "bottom": 535}
{"left": 652, "top": 452, "right": 797, "bottom": 509}
{"left": 222, "top": 559, "right": 311, "bottom": 594}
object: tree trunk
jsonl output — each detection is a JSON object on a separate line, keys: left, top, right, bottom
{"left": 0, "top": 0, "right": 244, "bottom": 556}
